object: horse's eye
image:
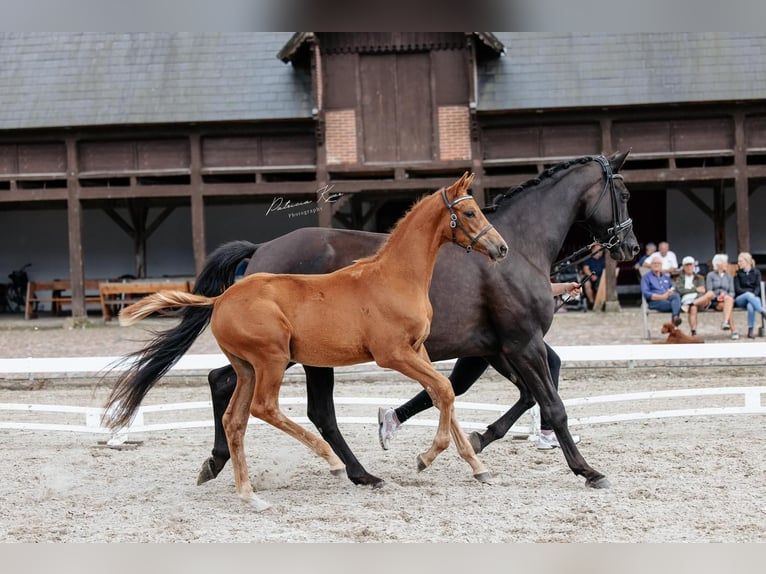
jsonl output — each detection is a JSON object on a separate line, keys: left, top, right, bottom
{"left": 464, "top": 210, "right": 476, "bottom": 218}
{"left": 622, "top": 192, "right": 630, "bottom": 201}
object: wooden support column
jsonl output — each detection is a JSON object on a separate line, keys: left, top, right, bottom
{"left": 713, "top": 183, "right": 726, "bottom": 254}
{"left": 600, "top": 117, "right": 620, "bottom": 312}
{"left": 733, "top": 112, "right": 750, "bottom": 253}
{"left": 467, "top": 38, "right": 486, "bottom": 207}
{"left": 65, "top": 137, "right": 87, "bottom": 321}
{"left": 189, "top": 133, "right": 206, "bottom": 275}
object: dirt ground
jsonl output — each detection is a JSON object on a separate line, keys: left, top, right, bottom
{"left": 1, "top": 306, "right": 765, "bottom": 542}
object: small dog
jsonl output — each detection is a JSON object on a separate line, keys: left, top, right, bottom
{"left": 658, "top": 322, "right": 705, "bottom": 344}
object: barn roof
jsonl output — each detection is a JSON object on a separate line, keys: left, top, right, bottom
{"left": 479, "top": 32, "right": 766, "bottom": 111}
{"left": 2, "top": 33, "right": 765, "bottom": 132}
{"left": 0, "top": 32, "right": 312, "bottom": 130}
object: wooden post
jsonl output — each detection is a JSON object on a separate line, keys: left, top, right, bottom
{"left": 65, "top": 137, "right": 87, "bottom": 321}
{"left": 713, "top": 184, "right": 726, "bottom": 254}
{"left": 733, "top": 112, "right": 750, "bottom": 254}
{"left": 601, "top": 117, "right": 621, "bottom": 312}
{"left": 189, "top": 133, "right": 206, "bottom": 275}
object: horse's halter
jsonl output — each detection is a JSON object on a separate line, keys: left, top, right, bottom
{"left": 581, "top": 155, "right": 633, "bottom": 250}
{"left": 441, "top": 187, "right": 495, "bottom": 253}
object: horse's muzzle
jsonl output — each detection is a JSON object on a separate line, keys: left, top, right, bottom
{"left": 490, "top": 241, "right": 509, "bottom": 261}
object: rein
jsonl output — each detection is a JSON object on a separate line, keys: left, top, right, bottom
{"left": 441, "top": 187, "right": 495, "bottom": 253}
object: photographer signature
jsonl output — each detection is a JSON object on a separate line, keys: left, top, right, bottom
{"left": 266, "top": 184, "right": 342, "bottom": 216}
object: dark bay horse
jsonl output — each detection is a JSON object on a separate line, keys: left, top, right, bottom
{"left": 106, "top": 173, "right": 508, "bottom": 509}
{"left": 111, "top": 152, "right": 638, "bottom": 492}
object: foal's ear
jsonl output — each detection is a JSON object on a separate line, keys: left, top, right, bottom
{"left": 464, "top": 172, "right": 475, "bottom": 191}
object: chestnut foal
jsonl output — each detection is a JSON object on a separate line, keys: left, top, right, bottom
{"left": 109, "top": 173, "right": 508, "bottom": 510}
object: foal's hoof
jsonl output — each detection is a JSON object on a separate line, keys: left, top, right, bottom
{"left": 468, "top": 431, "right": 485, "bottom": 454}
{"left": 196, "top": 457, "right": 219, "bottom": 485}
{"left": 473, "top": 471, "right": 492, "bottom": 484}
{"left": 586, "top": 475, "right": 611, "bottom": 489}
{"left": 416, "top": 454, "right": 428, "bottom": 472}
{"left": 245, "top": 496, "right": 271, "bottom": 512}
{"left": 330, "top": 467, "right": 347, "bottom": 479}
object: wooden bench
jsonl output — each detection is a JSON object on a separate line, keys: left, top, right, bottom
{"left": 100, "top": 280, "right": 192, "bottom": 321}
{"left": 25, "top": 280, "right": 102, "bottom": 320}
{"left": 642, "top": 280, "right": 766, "bottom": 339}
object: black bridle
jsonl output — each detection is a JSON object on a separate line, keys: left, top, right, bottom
{"left": 551, "top": 155, "right": 633, "bottom": 276}
{"left": 441, "top": 188, "right": 495, "bottom": 253}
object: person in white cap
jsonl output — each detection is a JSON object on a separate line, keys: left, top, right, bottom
{"left": 674, "top": 256, "right": 714, "bottom": 336}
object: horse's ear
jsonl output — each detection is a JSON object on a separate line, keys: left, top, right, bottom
{"left": 464, "top": 172, "right": 475, "bottom": 191}
{"left": 446, "top": 172, "right": 469, "bottom": 198}
{"left": 608, "top": 150, "right": 630, "bottom": 172}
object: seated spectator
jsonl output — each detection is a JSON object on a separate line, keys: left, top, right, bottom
{"left": 635, "top": 242, "right": 657, "bottom": 276}
{"left": 674, "top": 256, "right": 714, "bottom": 336}
{"left": 706, "top": 253, "right": 739, "bottom": 340}
{"left": 641, "top": 254, "right": 682, "bottom": 326}
{"left": 581, "top": 245, "right": 605, "bottom": 309}
{"left": 657, "top": 241, "right": 679, "bottom": 275}
{"left": 734, "top": 252, "right": 766, "bottom": 339}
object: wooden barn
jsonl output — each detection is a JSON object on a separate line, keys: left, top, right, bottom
{"left": 1, "top": 32, "right": 766, "bottom": 318}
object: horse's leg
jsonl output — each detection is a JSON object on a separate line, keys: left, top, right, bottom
{"left": 377, "top": 346, "right": 489, "bottom": 481}
{"left": 510, "top": 341, "right": 609, "bottom": 489}
{"left": 198, "top": 361, "right": 298, "bottom": 485}
{"left": 221, "top": 353, "right": 271, "bottom": 510}
{"left": 304, "top": 365, "right": 384, "bottom": 487}
{"left": 468, "top": 354, "right": 535, "bottom": 454}
{"left": 469, "top": 343, "right": 563, "bottom": 453}
{"left": 198, "top": 365, "right": 236, "bottom": 484}
{"left": 249, "top": 361, "right": 345, "bottom": 476}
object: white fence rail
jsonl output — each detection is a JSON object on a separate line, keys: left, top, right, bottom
{"left": 1, "top": 344, "right": 764, "bottom": 437}
{"left": 2, "top": 388, "right": 764, "bottom": 438}
{"left": 1, "top": 342, "right": 765, "bottom": 379}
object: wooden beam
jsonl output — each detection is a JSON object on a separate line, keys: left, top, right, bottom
{"left": 103, "top": 207, "right": 135, "bottom": 237}
{"left": 734, "top": 112, "right": 750, "bottom": 253}
{"left": 713, "top": 184, "right": 726, "bottom": 253}
{"left": 146, "top": 206, "right": 176, "bottom": 238}
{"left": 189, "top": 133, "right": 206, "bottom": 275}
{"left": 65, "top": 137, "right": 86, "bottom": 320}
{"left": 678, "top": 188, "right": 714, "bottom": 219}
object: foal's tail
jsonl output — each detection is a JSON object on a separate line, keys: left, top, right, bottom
{"left": 118, "top": 291, "right": 216, "bottom": 325}
{"left": 103, "top": 240, "right": 258, "bottom": 429}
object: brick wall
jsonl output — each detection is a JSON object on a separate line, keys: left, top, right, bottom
{"left": 325, "top": 109, "right": 358, "bottom": 164}
{"left": 438, "top": 105, "right": 471, "bottom": 161}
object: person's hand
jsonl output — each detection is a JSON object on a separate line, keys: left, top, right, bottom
{"left": 564, "top": 282, "right": 581, "bottom": 298}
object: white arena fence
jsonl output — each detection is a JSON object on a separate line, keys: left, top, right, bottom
{"left": 1, "top": 344, "right": 765, "bottom": 439}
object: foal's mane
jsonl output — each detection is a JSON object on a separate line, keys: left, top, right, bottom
{"left": 353, "top": 193, "right": 431, "bottom": 266}
{"left": 485, "top": 155, "right": 596, "bottom": 213}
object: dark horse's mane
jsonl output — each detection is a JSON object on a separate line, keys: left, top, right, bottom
{"left": 484, "top": 155, "right": 596, "bottom": 213}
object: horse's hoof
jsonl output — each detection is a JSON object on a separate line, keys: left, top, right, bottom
{"left": 468, "top": 431, "right": 484, "bottom": 454}
{"left": 416, "top": 454, "right": 428, "bottom": 472}
{"left": 586, "top": 476, "right": 611, "bottom": 489}
{"left": 196, "top": 457, "right": 218, "bottom": 485}
{"left": 330, "top": 467, "right": 347, "bottom": 479}
{"left": 474, "top": 471, "right": 492, "bottom": 484}
{"left": 349, "top": 473, "right": 385, "bottom": 488}
{"left": 371, "top": 479, "right": 386, "bottom": 490}
{"left": 245, "top": 496, "right": 271, "bottom": 512}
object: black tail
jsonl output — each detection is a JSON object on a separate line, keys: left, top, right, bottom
{"left": 104, "top": 240, "right": 258, "bottom": 428}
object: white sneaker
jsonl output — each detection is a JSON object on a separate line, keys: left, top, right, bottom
{"left": 378, "top": 407, "right": 401, "bottom": 450}
{"left": 536, "top": 431, "right": 580, "bottom": 450}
